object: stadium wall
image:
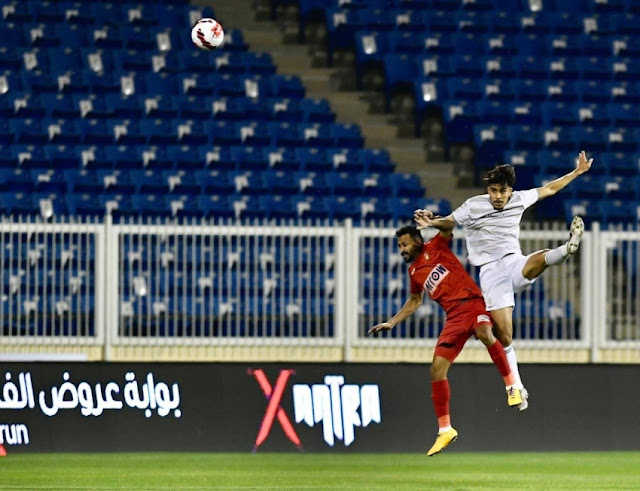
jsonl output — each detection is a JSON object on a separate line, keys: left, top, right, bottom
{"left": 1, "top": 362, "right": 639, "bottom": 453}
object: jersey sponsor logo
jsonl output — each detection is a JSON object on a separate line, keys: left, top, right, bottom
{"left": 423, "top": 263, "right": 449, "bottom": 294}
{"left": 477, "top": 314, "right": 491, "bottom": 324}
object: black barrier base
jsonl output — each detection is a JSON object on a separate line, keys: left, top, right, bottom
{"left": 0, "top": 363, "right": 638, "bottom": 453}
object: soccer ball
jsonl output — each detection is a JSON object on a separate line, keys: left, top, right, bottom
{"left": 191, "top": 18, "right": 224, "bottom": 50}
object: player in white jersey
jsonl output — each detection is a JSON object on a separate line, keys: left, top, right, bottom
{"left": 414, "top": 151, "right": 593, "bottom": 412}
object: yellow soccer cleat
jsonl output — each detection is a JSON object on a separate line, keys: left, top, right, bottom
{"left": 427, "top": 427, "right": 458, "bottom": 457}
{"left": 507, "top": 387, "right": 523, "bottom": 407}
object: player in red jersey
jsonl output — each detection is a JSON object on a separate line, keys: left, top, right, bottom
{"left": 368, "top": 224, "right": 522, "bottom": 456}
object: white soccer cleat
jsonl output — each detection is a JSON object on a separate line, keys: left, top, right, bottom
{"left": 567, "top": 216, "right": 584, "bottom": 255}
{"left": 517, "top": 387, "right": 529, "bottom": 412}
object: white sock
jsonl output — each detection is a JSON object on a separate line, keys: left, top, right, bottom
{"left": 503, "top": 344, "right": 524, "bottom": 389}
{"left": 544, "top": 244, "right": 569, "bottom": 266}
{"left": 438, "top": 425, "right": 452, "bottom": 434}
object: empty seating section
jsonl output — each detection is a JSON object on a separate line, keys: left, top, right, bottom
{"left": 0, "top": 0, "right": 436, "bottom": 224}
{"left": 289, "top": 0, "right": 640, "bottom": 224}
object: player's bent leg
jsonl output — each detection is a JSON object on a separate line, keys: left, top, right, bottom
{"left": 521, "top": 250, "right": 551, "bottom": 280}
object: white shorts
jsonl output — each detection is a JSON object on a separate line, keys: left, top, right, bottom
{"left": 479, "top": 253, "right": 537, "bottom": 311}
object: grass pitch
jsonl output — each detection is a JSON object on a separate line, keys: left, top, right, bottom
{"left": 1, "top": 452, "right": 639, "bottom": 490}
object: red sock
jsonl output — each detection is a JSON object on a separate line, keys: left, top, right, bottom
{"left": 431, "top": 379, "right": 451, "bottom": 430}
{"left": 487, "top": 339, "right": 515, "bottom": 386}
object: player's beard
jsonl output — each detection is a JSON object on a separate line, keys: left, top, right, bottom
{"left": 402, "top": 245, "right": 420, "bottom": 263}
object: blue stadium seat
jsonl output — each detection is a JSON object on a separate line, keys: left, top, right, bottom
{"left": 326, "top": 148, "right": 366, "bottom": 173}
{"left": 44, "top": 118, "right": 81, "bottom": 144}
{"left": 601, "top": 152, "right": 639, "bottom": 176}
{"left": 230, "top": 146, "right": 268, "bottom": 171}
{"left": 178, "top": 94, "right": 213, "bottom": 119}
{"left": 545, "top": 80, "right": 581, "bottom": 102}
{"left": 300, "top": 98, "right": 335, "bottom": 123}
{"left": 10, "top": 118, "right": 47, "bottom": 144}
{"left": 0, "top": 168, "right": 33, "bottom": 193}
{"left": 513, "top": 79, "right": 547, "bottom": 102}
{"left": 40, "top": 93, "right": 79, "bottom": 119}
{"left": 7, "top": 92, "right": 45, "bottom": 118}
{"left": 477, "top": 100, "right": 510, "bottom": 125}
{"left": 443, "top": 100, "right": 480, "bottom": 142}
{"left": 607, "top": 103, "right": 640, "bottom": 127}
{"left": 508, "top": 101, "right": 543, "bottom": 125}
{"left": 327, "top": 172, "right": 363, "bottom": 197}
{"left": 291, "top": 196, "right": 330, "bottom": 220}
{"left": 608, "top": 81, "right": 640, "bottom": 103}
{"left": 195, "top": 170, "right": 235, "bottom": 195}
{"left": 166, "top": 145, "right": 202, "bottom": 169}
{"left": 575, "top": 103, "right": 610, "bottom": 126}
{"left": 611, "top": 57, "right": 640, "bottom": 81}
{"left": 324, "top": 196, "right": 361, "bottom": 221}
{"left": 86, "top": 72, "right": 123, "bottom": 94}
{"left": 270, "top": 75, "right": 305, "bottom": 98}
{"left": 263, "top": 170, "right": 300, "bottom": 195}
{"left": 610, "top": 14, "right": 640, "bottom": 36}
{"left": 580, "top": 35, "right": 615, "bottom": 57}
{"left": 65, "top": 193, "right": 104, "bottom": 217}
{"left": 257, "top": 195, "right": 297, "bottom": 219}
{"left": 598, "top": 199, "right": 639, "bottom": 225}
{"left": 129, "top": 170, "right": 169, "bottom": 194}
{"left": 65, "top": 169, "right": 102, "bottom": 194}
{"left": 606, "top": 127, "right": 637, "bottom": 152}
{"left": 451, "top": 54, "right": 486, "bottom": 78}
{"left": 387, "top": 31, "right": 425, "bottom": 54}
{"left": 295, "top": 171, "right": 330, "bottom": 196}
{"left": 546, "top": 34, "right": 582, "bottom": 57}
{"left": 145, "top": 72, "right": 179, "bottom": 96}
{"left": 474, "top": 124, "right": 509, "bottom": 164}
{"left": 198, "top": 146, "right": 235, "bottom": 171}
{"left": 0, "top": 23, "right": 27, "bottom": 47}
{"left": 602, "top": 176, "right": 639, "bottom": 200}
{"left": 263, "top": 147, "right": 300, "bottom": 172}
{"left": 390, "top": 173, "right": 424, "bottom": 198}
{"left": 357, "top": 197, "right": 392, "bottom": 222}
{"left": 88, "top": 25, "right": 123, "bottom": 50}
{"left": 564, "top": 199, "right": 601, "bottom": 224}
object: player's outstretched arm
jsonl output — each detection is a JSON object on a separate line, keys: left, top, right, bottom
{"left": 368, "top": 292, "right": 423, "bottom": 335}
{"left": 537, "top": 150, "right": 593, "bottom": 200}
{"left": 414, "top": 209, "right": 456, "bottom": 233}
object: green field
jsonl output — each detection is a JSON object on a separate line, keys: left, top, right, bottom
{"left": 1, "top": 452, "right": 639, "bottom": 490}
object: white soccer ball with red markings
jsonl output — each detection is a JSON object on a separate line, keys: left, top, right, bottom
{"left": 191, "top": 18, "right": 224, "bottom": 50}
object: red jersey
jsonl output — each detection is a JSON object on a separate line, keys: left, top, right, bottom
{"left": 408, "top": 232, "right": 484, "bottom": 315}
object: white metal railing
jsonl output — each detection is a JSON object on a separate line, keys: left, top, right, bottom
{"left": 592, "top": 223, "right": 640, "bottom": 355}
{"left": 0, "top": 217, "right": 105, "bottom": 348}
{"left": 106, "top": 220, "right": 344, "bottom": 352}
{"left": 0, "top": 218, "right": 638, "bottom": 362}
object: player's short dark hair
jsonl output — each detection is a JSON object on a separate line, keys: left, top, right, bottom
{"left": 395, "top": 225, "right": 422, "bottom": 242}
{"left": 484, "top": 164, "right": 516, "bottom": 187}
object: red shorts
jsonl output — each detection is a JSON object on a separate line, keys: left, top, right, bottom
{"left": 434, "top": 299, "right": 493, "bottom": 363}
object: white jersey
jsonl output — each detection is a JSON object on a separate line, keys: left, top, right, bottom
{"left": 451, "top": 189, "right": 540, "bottom": 266}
